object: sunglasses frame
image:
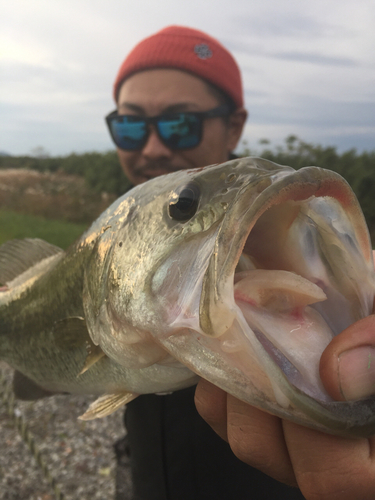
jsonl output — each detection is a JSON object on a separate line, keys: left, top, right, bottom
{"left": 105, "top": 104, "right": 231, "bottom": 151}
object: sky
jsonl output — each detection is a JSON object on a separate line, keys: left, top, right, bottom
{"left": 1, "top": 0, "right": 375, "bottom": 157}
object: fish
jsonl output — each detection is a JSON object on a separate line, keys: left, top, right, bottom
{"left": 1, "top": 156, "right": 375, "bottom": 437}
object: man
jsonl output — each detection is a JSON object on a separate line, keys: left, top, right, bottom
{"left": 106, "top": 25, "right": 304, "bottom": 500}
{"left": 107, "top": 26, "right": 375, "bottom": 500}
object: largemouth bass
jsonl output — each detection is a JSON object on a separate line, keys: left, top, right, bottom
{"left": 1, "top": 157, "right": 375, "bottom": 437}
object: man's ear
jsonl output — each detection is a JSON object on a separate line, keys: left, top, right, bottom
{"left": 227, "top": 108, "right": 248, "bottom": 152}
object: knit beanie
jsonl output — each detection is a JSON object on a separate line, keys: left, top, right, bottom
{"left": 113, "top": 25, "right": 243, "bottom": 108}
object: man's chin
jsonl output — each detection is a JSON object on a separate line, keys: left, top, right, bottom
{"left": 136, "top": 166, "right": 189, "bottom": 181}
{"left": 143, "top": 170, "right": 172, "bottom": 179}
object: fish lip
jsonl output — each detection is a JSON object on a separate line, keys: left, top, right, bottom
{"left": 199, "top": 163, "right": 371, "bottom": 337}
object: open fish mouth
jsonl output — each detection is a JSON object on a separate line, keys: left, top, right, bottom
{"left": 201, "top": 164, "right": 373, "bottom": 333}
{"left": 160, "top": 161, "right": 375, "bottom": 436}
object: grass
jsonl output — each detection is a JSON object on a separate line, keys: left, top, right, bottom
{"left": 0, "top": 209, "right": 89, "bottom": 250}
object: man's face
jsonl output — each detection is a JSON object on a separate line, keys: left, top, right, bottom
{"left": 116, "top": 69, "right": 246, "bottom": 185}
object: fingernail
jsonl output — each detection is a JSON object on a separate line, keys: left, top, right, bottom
{"left": 338, "top": 346, "right": 375, "bottom": 400}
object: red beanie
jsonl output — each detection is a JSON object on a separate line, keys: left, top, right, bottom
{"left": 113, "top": 25, "right": 243, "bottom": 108}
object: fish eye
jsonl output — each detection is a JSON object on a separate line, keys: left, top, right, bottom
{"left": 169, "top": 182, "right": 200, "bottom": 221}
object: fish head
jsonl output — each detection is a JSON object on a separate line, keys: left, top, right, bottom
{"left": 82, "top": 159, "right": 259, "bottom": 368}
{"left": 84, "top": 156, "right": 375, "bottom": 436}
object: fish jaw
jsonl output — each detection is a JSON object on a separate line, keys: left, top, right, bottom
{"left": 156, "top": 161, "right": 375, "bottom": 436}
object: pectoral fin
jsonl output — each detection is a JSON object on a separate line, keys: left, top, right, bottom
{"left": 52, "top": 317, "right": 107, "bottom": 375}
{"left": 78, "top": 392, "right": 138, "bottom": 420}
{"left": 52, "top": 316, "right": 91, "bottom": 348}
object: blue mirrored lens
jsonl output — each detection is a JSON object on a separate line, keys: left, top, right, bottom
{"left": 111, "top": 116, "right": 147, "bottom": 149}
{"left": 158, "top": 114, "right": 200, "bottom": 148}
{"left": 108, "top": 113, "right": 202, "bottom": 150}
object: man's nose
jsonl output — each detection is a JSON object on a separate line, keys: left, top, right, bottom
{"left": 142, "top": 127, "right": 173, "bottom": 158}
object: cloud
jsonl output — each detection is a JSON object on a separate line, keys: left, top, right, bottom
{"left": 229, "top": 13, "right": 348, "bottom": 41}
{"left": 241, "top": 94, "right": 375, "bottom": 153}
{"left": 270, "top": 51, "right": 357, "bottom": 67}
{"left": 1, "top": 0, "right": 375, "bottom": 155}
{"left": 248, "top": 95, "right": 375, "bottom": 127}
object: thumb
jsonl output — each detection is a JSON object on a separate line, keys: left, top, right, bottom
{"left": 320, "top": 315, "right": 375, "bottom": 401}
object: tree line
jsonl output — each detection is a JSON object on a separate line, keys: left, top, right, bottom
{"left": 1, "top": 135, "right": 375, "bottom": 236}
{"left": 0, "top": 150, "right": 132, "bottom": 196}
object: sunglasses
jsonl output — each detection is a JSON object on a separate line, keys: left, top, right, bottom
{"left": 105, "top": 105, "right": 231, "bottom": 151}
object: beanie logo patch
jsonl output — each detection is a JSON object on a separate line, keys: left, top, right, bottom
{"left": 194, "top": 44, "right": 213, "bottom": 60}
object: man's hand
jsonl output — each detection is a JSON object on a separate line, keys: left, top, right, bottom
{"left": 195, "top": 314, "right": 375, "bottom": 500}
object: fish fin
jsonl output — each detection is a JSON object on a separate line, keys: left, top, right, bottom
{"left": 78, "top": 392, "right": 138, "bottom": 421}
{"left": 51, "top": 317, "right": 107, "bottom": 374}
{"left": 78, "top": 344, "right": 106, "bottom": 375}
{"left": 52, "top": 316, "right": 92, "bottom": 348}
{"left": 0, "top": 238, "right": 63, "bottom": 285}
{"left": 13, "top": 370, "right": 59, "bottom": 400}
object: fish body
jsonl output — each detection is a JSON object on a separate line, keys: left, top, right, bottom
{"left": 0, "top": 241, "right": 197, "bottom": 398}
{"left": 1, "top": 157, "right": 375, "bottom": 435}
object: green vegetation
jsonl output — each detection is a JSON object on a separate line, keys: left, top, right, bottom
{"left": 0, "top": 150, "right": 131, "bottom": 196}
{"left": 1, "top": 136, "right": 374, "bottom": 239}
{"left": 0, "top": 209, "right": 88, "bottom": 249}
